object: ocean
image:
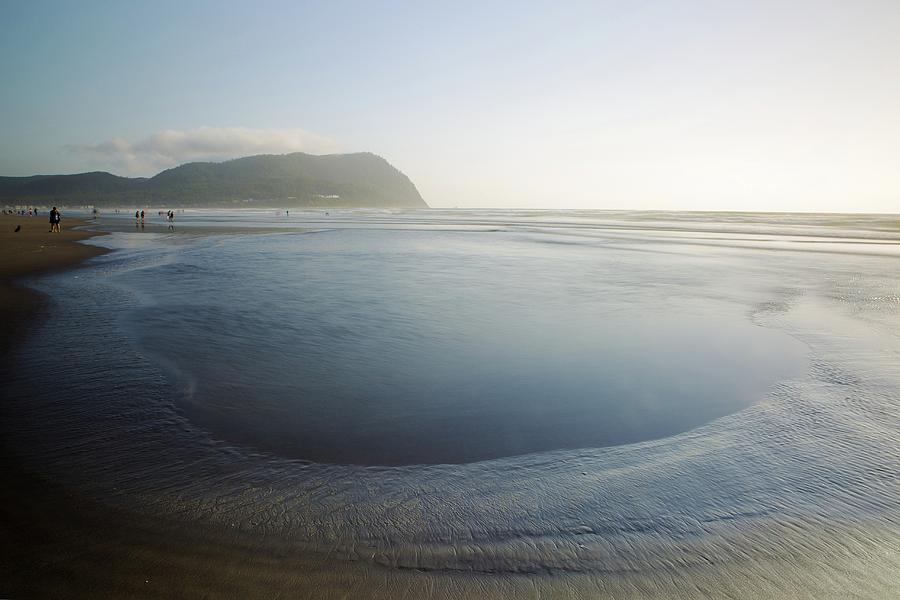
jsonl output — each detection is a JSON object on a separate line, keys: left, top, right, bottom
{"left": 3, "top": 209, "right": 899, "bottom": 595}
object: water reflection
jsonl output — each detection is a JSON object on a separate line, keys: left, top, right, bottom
{"left": 126, "top": 230, "right": 807, "bottom": 465}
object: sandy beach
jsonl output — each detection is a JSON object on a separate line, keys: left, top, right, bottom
{"left": 0, "top": 213, "right": 111, "bottom": 596}
{"left": 2, "top": 211, "right": 898, "bottom": 599}
{"left": 0, "top": 215, "right": 273, "bottom": 598}
{"left": 0, "top": 214, "right": 108, "bottom": 355}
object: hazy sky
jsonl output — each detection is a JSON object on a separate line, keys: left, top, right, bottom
{"left": 2, "top": 0, "right": 899, "bottom": 211}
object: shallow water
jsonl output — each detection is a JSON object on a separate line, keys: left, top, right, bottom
{"left": 3, "top": 210, "right": 899, "bottom": 593}
{"left": 97, "top": 226, "right": 807, "bottom": 465}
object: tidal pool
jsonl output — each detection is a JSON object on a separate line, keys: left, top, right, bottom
{"left": 5, "top": 210, "right": 897, "bottom": 598}
{"left": 106, "top": 227, "right": 810, "bottom": 465}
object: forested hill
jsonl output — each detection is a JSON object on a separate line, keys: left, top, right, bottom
{"left": 0, "top": 152, "right": 427, "bottom": 208}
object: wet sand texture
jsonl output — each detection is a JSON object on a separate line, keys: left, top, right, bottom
{"left": 0, "top": 214, "right": 107, "bottom": 355}
{"left": 2, "top": 212, "right": 899, "bottom": 599}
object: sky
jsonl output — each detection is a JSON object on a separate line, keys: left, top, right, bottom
{"left": 1, "top": 0, "right": 899, "bottom": 212}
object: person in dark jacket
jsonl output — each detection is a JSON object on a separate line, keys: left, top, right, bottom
{"left": 48, "top": 207, "right": 61, "bottom": 233}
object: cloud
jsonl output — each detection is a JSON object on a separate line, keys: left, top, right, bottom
{"left": 65, "top": 127, "right": 340, "bottom": 175}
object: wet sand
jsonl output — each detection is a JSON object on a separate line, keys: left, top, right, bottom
{"left": 3, "top": 455, "right": 896, "bottom": 599}
{"left": 2, "top": 213, "right": 897, "bottom": 598}
{"left": 0, "top": 213, "right": 108, "bottom": 595}
{"left": 0, "top": 214, "right": 108, "bottom": 356}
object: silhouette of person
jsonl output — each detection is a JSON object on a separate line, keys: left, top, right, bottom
{"left": 48, "top": 207, "right": 61, "bottom": 233}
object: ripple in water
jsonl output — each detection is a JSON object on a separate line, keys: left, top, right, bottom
{"left": 3, "top": 211, "right": 898, "bottom": 590}
{"left": 121, "top": 229, "right": 808, "bottom": 465}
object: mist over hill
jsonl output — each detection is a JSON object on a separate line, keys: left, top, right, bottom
{"left": 0, "top": 152, "right": 427, "bottom": 208}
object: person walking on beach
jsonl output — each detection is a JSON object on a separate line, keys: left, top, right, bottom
{"left": 48, "top": 207, "right": 61, "bottom": 233}
{"left": 140, "top": 209, "right": 145, "bottom": 223}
